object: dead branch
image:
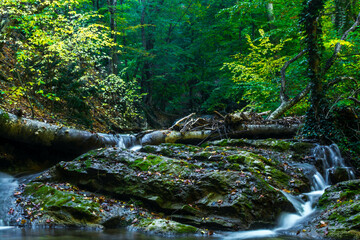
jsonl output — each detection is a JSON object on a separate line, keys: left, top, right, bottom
{"left": 169, "top": 113, "right": 195, "bottom": 130}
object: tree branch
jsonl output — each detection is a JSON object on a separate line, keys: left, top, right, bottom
{"left": 325, "top": 76, "right": 356, "bottom": 90}
{"left": 349, "top": 97, "right": 360, "bottom": 104}
{"left": 280, "top": 50, "right": 306, "bottom": 103}
{"left": 323, "top": 11, "right": 360, "bottom": 74}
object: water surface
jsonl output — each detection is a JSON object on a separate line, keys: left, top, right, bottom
{"left": 0, "top": 228, "right": 308, "bottom": 240}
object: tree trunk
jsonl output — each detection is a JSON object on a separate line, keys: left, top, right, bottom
{"left": 266, "top": 2, "right": 275, "bottom": 30}
{"left": 108, "top": 0, "right": 118, "bottom": 74}
{"left": 140, "top": 124, "right": 302, "bottom": 146}
{"left": 0, "top": 109, "right": 122, "bottom": 155}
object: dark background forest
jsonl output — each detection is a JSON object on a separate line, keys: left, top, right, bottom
{"left": 0, "top": 0, "right": 359, "bottom": 163}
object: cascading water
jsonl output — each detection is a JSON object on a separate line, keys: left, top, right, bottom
{"left": 224, "top": 144, "right": 355, "bottom": 239}
{"left": 313, "top": 144, "right": 355, "bottom": 184}
{"left": 0, "top": 172, "right": 18, "bottom": 230}
{"left": 109, "top": 133, "right": 142, "bottom": 151}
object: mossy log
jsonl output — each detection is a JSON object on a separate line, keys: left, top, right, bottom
{"left": 0, "top": 109, "right": 119, "bottom": 154}
{"left": 141, "top": 124, "right": 302, "bottom": 145}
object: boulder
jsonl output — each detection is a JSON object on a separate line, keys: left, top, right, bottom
{"left": 33, "top": 143, "right": 312, "bottom": 230}
{"left": 300, "top": 180, "right": 360, "bottom": 239}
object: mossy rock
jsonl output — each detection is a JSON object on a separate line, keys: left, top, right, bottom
{"left": 130, "top": 155, "right": 164, "bottom": 171}
{"left": 41, "top": 148, "right": 307, "bottom": 230}
{"left": 306, "top": 180, "right": 360, "bottom": 239}
{"left": 136, "top": 219, "right": 198, "bottom": 234}
{"left": 23, "top": 182, "right": 101, "bottom": 225}
{"left": 289, "top": 142, "right": 315, "bottom": 154}
{"left": 327, "top": 230, "right": 360, "bottom": 240}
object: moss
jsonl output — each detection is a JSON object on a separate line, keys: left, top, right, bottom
{"left": 137, "top": 219, "right": 198, "bottom": 234}
{"left": 194, "top": 151, "right": 212, "bottom": 160}
{"left": 130, "top": 155, "right": 164, "bottom": 171}
{"left": 328, "top": 230, "right": 360, "bottom": 240}
{"left": 141, "top": 145, "right": 158, "bottom": 154}
{"left": 161, "top": 143, "right": 199, "bottom": 152}
{"left": 259, "top": 139, "right": 291, "bottom": 152}
{"left": 328, "top": 212, "right": 347, "bottom": 222}
{"left": 181, "top": 205, "right": 201, "bottom": 215}
{"left": 227, "top": 155, "right": 246, "bottom": 164}
{"left": 289, "top": 142, "right": 314, "bottom": 154}
{"left": 23, "top": 183, "right": 100, "bottom": 223}
{"left": 268, "top": 168, "right": 291, "bottom": 187}
{"left": 230, "top": 163, "right": 241, "bottom": 170}
{"left": 0, "top": 112, "right": 10, "bottom": 121}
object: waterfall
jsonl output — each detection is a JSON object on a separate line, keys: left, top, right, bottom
{"left": 0, "top": 172, "right": 18, "bottom": 229}
{"left": 223, "top": 144, "right": 355, "bottom": 239}
{"left": 313, "top": 144, "right": 355, "bottom": 184}
{"left": 109, "top": 134, "right": 141, "bottom": 151}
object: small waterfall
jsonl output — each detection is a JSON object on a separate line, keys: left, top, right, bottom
{"left": 104, "top": 134, "right": 141, "bottom": 151}
{"left": 313, "top": 144, "right": 355, "bottom": 184}
{"left": 115, "top": 134, "right": 137, "bottom": 149}
{"left": 0, "top": 172, "right": 18, "bottom": 230}
{"left": 224, "top": 144, "right": 355, "bottom": 239}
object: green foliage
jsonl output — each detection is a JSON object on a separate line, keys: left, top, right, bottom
{"left": 223, "top": 29, "right": 290, "bottom": 112}
{"left": 96, "top": 74, "right": 144, "bottom": 122}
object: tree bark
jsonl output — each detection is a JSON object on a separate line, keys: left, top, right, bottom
{"left": 108, "top": 0, "right": 118, "bottom": 74}
{"left": 0, "top": 109, "right": 122, "bottom": 154}
{"left": 267, "top": 50, "right": 308, "bottom": 120}
{"left": 266, "top": 2, "right": 275, "bottom": 30}
{"left": 141, "top": 124, "right": 302, "bottom": 146}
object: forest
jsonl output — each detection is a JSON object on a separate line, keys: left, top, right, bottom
{"left": 0, "top": 0, "right": 360, "bottom": 239}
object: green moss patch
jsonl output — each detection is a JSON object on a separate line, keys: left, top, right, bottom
{"left": 23, "top": 182, "right": 101, "bottom": 224}
{"left": 137, "top": 219, "right": 198, "bottom": 234}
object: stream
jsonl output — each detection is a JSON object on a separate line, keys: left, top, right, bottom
{"left": 223, "top": 144, "right": 355, "bottom": 239}
{"left": 0, "top": 138, "right": 355, "bottom": 240}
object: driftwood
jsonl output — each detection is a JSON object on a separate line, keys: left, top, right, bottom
{"left": 0, "top": 109, "right": 121, "bottom": 154}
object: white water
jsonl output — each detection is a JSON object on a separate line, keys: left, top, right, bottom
{"left": 224, "top": 144, "right": 355, "bottom": 239}
{"left": 313, "top": 144, "right": 355, "bottom": 184}
{"left": 114, "top": 134, "right": 142, "bottom": 151}
{"left": 0, "top": 172, "right": 18, "bottom": 230}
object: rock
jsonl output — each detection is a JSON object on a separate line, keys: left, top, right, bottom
{"left": 9, "top": 138, "right": 317, "bottom": 235}
{"left": 34, "top": 143, "right": 312, "bottom": 230}
{"left": 133, "top": 219, "right": 198, "bottom": 234}
{"left": 328, "top": 167, "right": 354, "bottom": 184}
{"left": 303, "top": 180, "right": 360, "bottom": 239}
{"left": 9, "top": 181, "right": 201, "bottom": 235}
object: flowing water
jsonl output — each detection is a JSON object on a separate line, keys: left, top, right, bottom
{"left": 0, "top": 141, "right": 355, "bottom": 240}
{"left": 0, "top": 172, "right": 18, "bottom": 230}
{"left": 223, "top": 144, "right": 355, "bottom": 239}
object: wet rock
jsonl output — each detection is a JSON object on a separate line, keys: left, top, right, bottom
{"left": 10, "top": 139, "right": 317, "bottom": 235}
{"left": 305, "top": 180, "right": 360, "bottom": 239}
{"left": 133, "top": 219, "right": 198, "bottom": 234}
{"left": 9, "top": 181, "right": 201, "bottom": 235}
{"left": 328, "top": 167, "right": 354, "bottom": 184}
{"left": 34, "top": 144, "right": 312, "bottom": 230}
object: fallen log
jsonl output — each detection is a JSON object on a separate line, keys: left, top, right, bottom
{"left": 0, "top": 109, "right": 121, "bottom": 154}
{"left": 141, "top": 124, "right": 302, "bottom": 146}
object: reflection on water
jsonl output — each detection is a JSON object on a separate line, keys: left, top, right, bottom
{"left": 0, "top": 228, "right": 308, "bottom": 240}
{"left": 0, "top": 228, "right": 205, "bottom": 240}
